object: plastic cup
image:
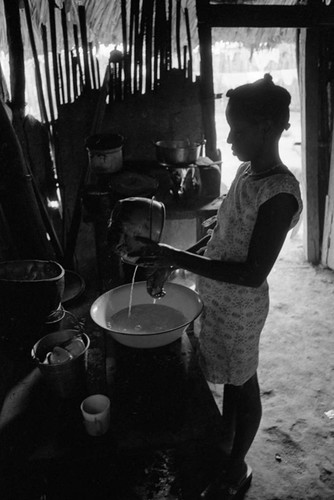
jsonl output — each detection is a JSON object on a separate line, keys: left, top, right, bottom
{"left": 80, "top": 394, "right": 111, "bottom": 436}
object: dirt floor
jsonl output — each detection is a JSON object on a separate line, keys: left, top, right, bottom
{"left": 210, "top": 227, "right": 334, "bottom": 500}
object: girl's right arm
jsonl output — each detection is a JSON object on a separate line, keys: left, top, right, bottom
{"left": 133, "top": 192, "right": 298, "bottom": 288}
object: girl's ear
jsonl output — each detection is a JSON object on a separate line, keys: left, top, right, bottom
{"left": 263, "top": 119, "right": 274, "bottom": 133}
{"left": 261, "top": 119, "right": 277, "bottom": 139}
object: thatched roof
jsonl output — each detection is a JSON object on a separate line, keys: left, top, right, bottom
{"left": 0, "top": 0, "right": 310, "bottom": 59}
{"left": 0, "top": 0, "right": 200, "bottom": 56}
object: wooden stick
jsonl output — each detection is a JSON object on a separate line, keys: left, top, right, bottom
{"left": 23, "top": 0, "right": 49, "bottom": 125}
{"left": 184, "top": 7, "right": 193, "bottom": 80}
{"left": 61, "top": 5, "right": 71, "bottom": 103}
{"left": 96, "top": 57, "right": 101, "bottom": 88}
{"left": 48, "top": 0, "right": 60, "bottom": 112}
{"left": 176, "top": 0, "right": 182, "bottom": 70}
{"left": 89, "top": 42, "right": 97, "bottom": 89}
{"left": 138, "top": 0, "right": 146, "bottom": 94}
{"left": 145, "top": 0, "right": 154, "bottom": 92}
{"left": 3, "top": 0, "right": 25, "bottom": 113}
{"left": 73, "top": 24, "right": 84, "bottom": 91}
{"left": 58, "top": 53, "right": 65, "bottom": 104}
{"left": 167, "top": 0, "right": 172, "bottom": 71}
{"left": 153, "top": 0, "right": 160, "bottom": 88}
{"left": 42, "top": 24, "right": 55, "bottom": 124}
{"left": 78, "top": 5, "right": 91, "bottom": 90}
{"left": 121, "top": 0, "right": 131, "bottom": 95}
{"left": 0, "top": 99, "right": 54, "bottom": 259}
{"left": 183, "top": 45, "right": 187, "bottom": 75}
{"left": 133, "top": 0, "right": 140, "bottom": 93}
{"left": 71, "top": 49, "right": 78, "bottom": 99}
{"left": 159, "top": 0, "right": 167, "bottom": 78}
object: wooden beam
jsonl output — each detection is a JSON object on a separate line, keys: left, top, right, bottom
{"left": 300, "top": 28, "right": 320, "bottom": 264}
{"left": 196, "top": 0, "right": 219, "bottom": 161}
{"left": 201, "top": 4, "right": 334, "bottom": 28}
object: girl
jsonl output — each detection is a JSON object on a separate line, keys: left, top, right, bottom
{"left": 130, "top": 74, "right": 303, "bottom": 499}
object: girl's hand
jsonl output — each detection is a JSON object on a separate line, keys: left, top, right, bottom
{"left": 127, "top": 237, "right": 176, "bottom": 268}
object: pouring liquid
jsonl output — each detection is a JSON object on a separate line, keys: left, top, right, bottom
{"left": 128, "top": 265, "right": 138, "bottom": 318}
{"left": 109, "top": 266, "right": 186, "bottom": 335}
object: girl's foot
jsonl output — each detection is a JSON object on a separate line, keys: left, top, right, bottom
{"left": 200, "top": 463, "right": 252, "bottom": 500}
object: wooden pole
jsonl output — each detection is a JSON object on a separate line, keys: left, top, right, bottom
{"left": 61, "top": 5, "right": 72, "bottom": 103}
{"left": 42, "top": 24, "right": 56, "bottom": 124}
{"left": 78, "top": 5, "right": 91, "bottom": 90}
{"left": 3, "top": 0, "right": 25, "bottom": 115}
{"left": 196, "top": 0, "right": 219, "bottom": 161}
{"left": 73, "top": 24, "right": 84, "bottom": 92}
{"left": 48, "top": 0, "right": 61, "bottom": 112}
{"left": 0, "top": 99, "right": 55, "bottom": 260}
{"left": 23, "top": 0, "right": 49, "bottom": 125}
{"left": 176, "top": 0, "right": 182, "bottom": 70}
{"left": 300, "top": 28, "right": 320, "bottom": 263}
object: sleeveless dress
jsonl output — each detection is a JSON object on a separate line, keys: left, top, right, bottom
{"left": 197, "top": 162, "right": 303, "bottom": 386}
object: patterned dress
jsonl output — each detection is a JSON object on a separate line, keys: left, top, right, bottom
{"left": 197, "top": 162, "right": 303, "bottom": 386}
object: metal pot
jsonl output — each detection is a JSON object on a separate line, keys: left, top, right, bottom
{"left": 86, "top": 133, "right": 124, "bottom": 174}
{"left": 154, "top": 140, "right": 204, "bottom": 166}
{"left": 108, "top": 197, "right": 165, "bottom": 265}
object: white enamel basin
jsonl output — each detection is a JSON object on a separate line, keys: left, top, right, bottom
{"left": 90, "top": 281, "right": 203, "bottom": 349}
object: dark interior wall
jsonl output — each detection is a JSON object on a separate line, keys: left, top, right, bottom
{"left": 101, "top": 70, "right": 204, "bottom": 162}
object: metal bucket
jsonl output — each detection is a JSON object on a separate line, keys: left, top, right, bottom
{"left": 31, "top": 329, "right": 90, "bottom": 399}
{"left": 86, "top": 133, "right": 124, "bottom": 174}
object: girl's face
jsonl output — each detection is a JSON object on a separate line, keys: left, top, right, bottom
{"left": 226, "top": 104, "right": 267, "bottom": 162}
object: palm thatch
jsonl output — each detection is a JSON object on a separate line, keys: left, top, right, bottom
{"left": 0, "top": 0, "right": 199, "bottom": 56}
{"left": 0, "top": 0, "right": 313, "bottom": 58}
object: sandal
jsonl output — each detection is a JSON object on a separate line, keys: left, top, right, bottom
{"left": 200, "top": 464, "right": 252, "bottom": 500}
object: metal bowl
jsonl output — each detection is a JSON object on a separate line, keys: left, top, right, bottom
{"left": 154, "top": 140, "right": 204, "bottom": 166}
{"left": 90, "top": 281, "right": 203, "bottom": 349}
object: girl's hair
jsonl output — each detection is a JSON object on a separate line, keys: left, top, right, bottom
{"left": 226, "top": 73, "right": 291, "bottom": 132}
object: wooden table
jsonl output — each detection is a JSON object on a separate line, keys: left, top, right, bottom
{"left": 0, "top": 300, "right": 226, "bottom": 500}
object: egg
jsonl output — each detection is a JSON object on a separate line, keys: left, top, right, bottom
{"left": 64, "top": 337, "right": 86, "bottom": 358}
{"left": 49, "top": 346, "right": 73, "bottom": 364}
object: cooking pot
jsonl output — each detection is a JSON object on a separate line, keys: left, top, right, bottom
{"left": 154, "top": 140, "right": 204, "bottom": 166}
{"left": 86, "top": 133, "right": 124, "bottom": 174}
{"left": 0, "top": 260, "right": 65, "bottom": 321}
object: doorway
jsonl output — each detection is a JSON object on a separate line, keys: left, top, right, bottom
{"left": 209, "top": 33, "right": 303, "bottom": 241}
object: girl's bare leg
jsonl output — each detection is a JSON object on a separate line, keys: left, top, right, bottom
{"left": 222, "top": 372, "right": 262, "bottom": 483}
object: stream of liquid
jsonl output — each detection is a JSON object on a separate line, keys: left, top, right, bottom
{"left": 108, "top": 266, "right": 186, "bottom": 335}
{"left": 128, "top": 265, "right": 138, "bottom": 318}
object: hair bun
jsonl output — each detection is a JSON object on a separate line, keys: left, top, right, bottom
{"left": 263, "top": 73, "right": 273, "bottom": 84}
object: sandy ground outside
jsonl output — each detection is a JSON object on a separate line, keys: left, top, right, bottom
{"left": 205, "top": 227, "right": 334, "bottom": 500}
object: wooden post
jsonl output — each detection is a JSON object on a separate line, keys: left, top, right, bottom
{"left": 0, "top": 99, "right": 55, "bottom": 260}
{"left": 3, "top": 0, "right": 25, "bottom": 115}
{"left": 196, "top": 0, "right": 219, "bottom": 161}
{"left": 299, "top": 28, "right": 320, "bottom": 264}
